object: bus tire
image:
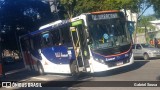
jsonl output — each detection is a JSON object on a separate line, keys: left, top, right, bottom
{"left": 70, "top": 60, "right": 79, "bottom": 77}
{"left": 143, "top": 53, "right": 149, "bottom": 60}
{"left": 37, "top": 62, "right": 44, "bottom": 75}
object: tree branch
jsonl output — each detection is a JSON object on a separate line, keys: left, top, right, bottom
{"left": 137, "top": 4, "right": 152, "bottom": 20}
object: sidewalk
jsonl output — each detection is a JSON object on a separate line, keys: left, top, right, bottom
{"left": 0, "top": 68, "right": 39, "bottom": 81}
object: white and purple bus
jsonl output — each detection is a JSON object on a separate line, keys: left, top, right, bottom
{"left": 19, "top": 10, "right": 134, "bottom": 75}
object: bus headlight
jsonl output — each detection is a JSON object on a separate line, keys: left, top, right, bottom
{"left": 99, "top": 59, "right": 105, "bottom": 64}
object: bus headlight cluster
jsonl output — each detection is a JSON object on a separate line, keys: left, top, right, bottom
{"left": 95, "top": 58, "right": 105, "bottom": 64}
{"left": 99, "top": 59, "right": 105, "bottom": 64}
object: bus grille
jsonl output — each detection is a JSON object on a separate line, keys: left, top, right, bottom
{"left": 105, "top": 57, "right": 130, "bottom": 67}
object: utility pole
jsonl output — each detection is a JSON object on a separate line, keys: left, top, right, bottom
{"left": 124, "top": 5, "right": 128, "bottom": 20}
{"left": 41, "top": 0, "right": 59, "bottom": 12}
{"left": 49, "top": 0, "right": 60, "bottom": 19}
{"left": 41, "top": 0, "right": 60, "bottom": 19}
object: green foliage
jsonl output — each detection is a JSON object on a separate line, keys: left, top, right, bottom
{"left": 74, "top": 0, "right": 96, "bottom": 15}
{"left": 60, "top": 0, "right": 77, "bottom": 19}
{"left": 60, "top": 0, "right": 140, "bottom": 19}
{"left": 150, "top": 0, "right": 160, "bottom": 18}
{"left": 0, "top": 0, "right": 53, "bottom": 50}
{"left": 136, "top": 15, "right": 156, "bottom": 43}
{"left": 137, "top": 27, "right": 145, "bottom": 33}
{"left": 100, "top": 0, "right": 137, "bottom": 11}
{"left": 60, "top": 0, "right": 155, "bottom": 19}
{"left": 139, "top": 16, "right": 156, "bottom": 31}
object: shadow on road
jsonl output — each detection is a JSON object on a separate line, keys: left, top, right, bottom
{"left": 1, "top": 60, "right": 150, "bottom": 90}
{"left": 134, "top": 57, "right": 160, "bottom": 61}
{"left": 90, "top": 60, "right": 149, "bottom": 77}
{"left": 3, "top": 60, "right": 25, "bottom": 73}
{"left": 1, "top": 69, "right": 39, "bottom": 81}
{"left": 35, "top": 60, "right": 150, "bottom": 88}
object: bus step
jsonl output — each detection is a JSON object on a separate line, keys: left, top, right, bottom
{"left": 78, "top": 67, "right": 84, "bottom": 72}
{"left": 78, "top": 67, "right": 90, "bottom": 72}
{"left": 86, "top": 67, "right": 91, "bottom": 72}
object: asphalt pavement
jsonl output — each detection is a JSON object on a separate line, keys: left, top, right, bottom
{"left": 3, "top": 60, "right": 25, "bottom": 73}
{"left": 1, "top": 59, "right": 160, "bottom": 90}
{"left": 0, "top": 69, "right": 39, "bottom": 81}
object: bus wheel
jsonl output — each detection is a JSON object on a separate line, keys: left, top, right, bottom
{"left": 143, "top": 53, "right": 149, "bottom": 60}
{"left": 70, "top": 60, "right": 79, "bottom": 77}
{"left": 37, "top": 63, "right": 44, "bottom": 75}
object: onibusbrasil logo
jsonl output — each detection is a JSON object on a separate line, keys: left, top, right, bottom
{"left": 1, "top": 82, "right": 42, "bottom": 88}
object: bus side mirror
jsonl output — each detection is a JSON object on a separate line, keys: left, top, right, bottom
{"left": 127, "top": 21, "right": 135, "bottom": 34}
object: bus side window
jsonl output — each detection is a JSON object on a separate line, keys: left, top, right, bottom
{"left": 32, "top": 34, "right": 41, "bottom": 49}
{"left": 25, "top": 39, "right": 30, "bottom": 51}
{"left": 60, "top": 26, "right": 71, "bottom": 45}
{"left": 41, "top": 33, "right": 53, "bottom": 47}
{"left": 21, "top": 39, "right": 28, "bottom": 51}
{"left": 50, "top": 30, "right": 61, "bottom": 46}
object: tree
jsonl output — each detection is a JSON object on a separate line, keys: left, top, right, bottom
{"left": 59, "top": 0, "right": 152, "bottom": 19}
{"left": 59, "top": 0, "right": 77, "bottom": 19}
{"left": 59, "top": 0, "right": 154, "bottom": 44}
{"left": 73, "top": 0, "right": 131, "bottom": 15}
{"left": 1, "top": 0, "right": 54, "bottom": 32}
{"left": 0, "top": 0, "right": 54, "bottom": 50}
{"left": 150, "top": 0, "right": 160, "bottom": 18}
{"left": 132, "top": 0, "right": 153, "bottom": 43}
{"left": 96, "top": 0, "right": 138, "bottom": 11}
{"left": 138, "top": 16, "right": 156, "bottom": 42}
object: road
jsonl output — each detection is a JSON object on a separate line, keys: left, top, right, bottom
{"left": 1, "top": 59, "right": 160, "bottom": 90}
{"left": 3, "top": 60, "right": 25, "bottom": 73}
{"left": 14, "top": 59, "right": 160, "bottom": 81}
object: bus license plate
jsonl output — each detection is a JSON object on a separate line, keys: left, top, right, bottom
{"left": 116, "top": 62, "right": 123, "bottom": 66}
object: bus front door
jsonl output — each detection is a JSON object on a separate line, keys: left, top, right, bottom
{"left": 70, "top": 20, "right": 90, "bottom": 72}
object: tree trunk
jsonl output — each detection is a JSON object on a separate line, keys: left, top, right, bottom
{"left": 145, "top": 26, "right": 147, "bottom": 43}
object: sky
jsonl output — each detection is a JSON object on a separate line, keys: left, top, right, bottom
{"left": 143, "top": 6, "right": 155, "bottom": 16}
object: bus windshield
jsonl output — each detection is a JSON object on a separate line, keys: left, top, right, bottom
{"left": 88, "top": 16, "right": 131, "bottom": 50}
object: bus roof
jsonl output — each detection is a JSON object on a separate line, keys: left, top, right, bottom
{"left": 30, "top": 20, "right": 70, "bottom": 36}
{"left": 91, "top": 10, "right": 120, "bottom": 14}
{"left": 71, "top": 10, "right": 122, "bottom": 22}
{"left": 39, "top": 20, "right": 62, "bottom": 30}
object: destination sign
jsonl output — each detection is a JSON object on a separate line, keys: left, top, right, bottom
{"left": 91, "top": 13, "right": 119, "bottom": 20}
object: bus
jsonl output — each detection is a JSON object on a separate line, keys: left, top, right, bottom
{"left": 19, "top": 10, "right": 134, "bottom": 75}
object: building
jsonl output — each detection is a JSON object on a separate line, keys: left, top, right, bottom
{"left": 150, "top": 20, "right": 160, "bottom": 32}
{"left": 121, "top": 9, "right": 138, "bottom": 22}
{"left": 147, "top": 20, "right": 160, "bottom": 46}
{"left": 149, "top": 20, "right": 160, "bottom": 39}
{"left": 135, "top": 20, "right": 160, "bottom": 44}
{"left": 135, "top": 33, "right": 146, "bottom": 44}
